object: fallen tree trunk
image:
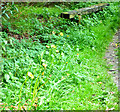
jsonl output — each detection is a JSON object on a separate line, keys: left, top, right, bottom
{"left": 60, "top": 3, "right": 110, "bottom": 23}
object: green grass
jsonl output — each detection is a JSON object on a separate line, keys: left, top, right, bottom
{"left": 1, "top": 2, "right": 119, "bottom": 110}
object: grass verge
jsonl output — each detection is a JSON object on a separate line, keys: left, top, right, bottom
{"left": 1, "top": 2, "right": 120, "bottom": 110}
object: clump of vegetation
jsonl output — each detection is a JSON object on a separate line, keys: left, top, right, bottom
{"left": 1, "top": 2, "right": 119, "bottom": 110}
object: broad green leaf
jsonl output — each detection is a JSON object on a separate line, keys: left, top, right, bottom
{"left": 5, "top": 74, "right": 10, "bottom": 82}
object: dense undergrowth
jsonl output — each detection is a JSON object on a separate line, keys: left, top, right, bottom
{"left": 1, "top": 2, "right": 120, "bottom": 110}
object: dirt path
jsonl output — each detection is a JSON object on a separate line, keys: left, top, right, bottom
{"left": 105, "top": 29, "right": 120, "bottom": 87}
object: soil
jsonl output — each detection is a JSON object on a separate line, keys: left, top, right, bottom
{"left": 105, "top": 29, "right": 120, "bottom": 87}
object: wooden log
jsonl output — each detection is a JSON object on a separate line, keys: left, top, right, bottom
{"left": 60, "top": 3, "right": 110, "bottom": 22}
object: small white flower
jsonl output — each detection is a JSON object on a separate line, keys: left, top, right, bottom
{"left": 4, "top": 41, "right": 7, "bottom": 44}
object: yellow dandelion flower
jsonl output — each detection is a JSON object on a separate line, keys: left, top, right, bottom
{"left": 66, "top": 62, "right": 68, "bottom": 64}
{"left": 42, "top": 63, "right": 47, "bottom": 68}
{"left": 77, "top": 53, "right": 79, "bottom": 55}
{"left": 46, "top": 45, "right": 50, "bottom": 48}
{"left": 33, "top": 103, "right": 37, "bottom": 108}
{"left": 51, "top": 45, "right": 56, "bottom": 48}
{"left": 67, "top": 35, "right": 69, "bottom": 37}
{"left": 60, "top": 32, "right": 63, "bottom": 36}
{"left": 56, "top": 50, "right": 59, "bottom": 53}
{"left": 42, "top": 72, "right": 44, "bottom": 75}
{"left": 97, "top": 76, "right": 99, "bottom": 78}
{"left": 67, "top": 73, "right": 70, "bottom": 76}
{"left": 27, "top": 72, "right": 34, "bottom": 79}
{"left": 115, "top": 44, "right": 117, "bottom": 47}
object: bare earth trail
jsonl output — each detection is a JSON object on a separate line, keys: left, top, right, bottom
{"left": 105, "top": 29, "right": 120, "bottom": 88}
